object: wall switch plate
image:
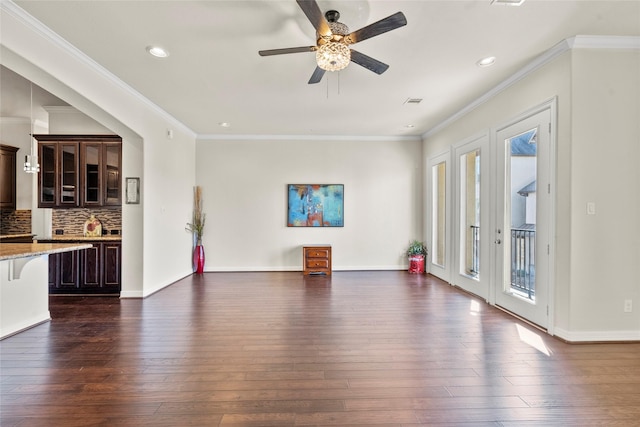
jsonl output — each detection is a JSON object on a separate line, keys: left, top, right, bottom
{"left": 624, "top": 299, "right": 633, "bottom": 313}
{"left": 587, "top": 202, "right": 596, "bottom": 215}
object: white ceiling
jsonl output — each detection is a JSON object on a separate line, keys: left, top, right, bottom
{"left": 6, "top": 0, "right": 640, "bottom": 138}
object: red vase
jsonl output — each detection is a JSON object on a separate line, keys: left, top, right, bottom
{"left": 408, "top": 254, "right": 425, "bottom": 274}
{"left": 193, "top": 244, "right": 205, "bottom": 274}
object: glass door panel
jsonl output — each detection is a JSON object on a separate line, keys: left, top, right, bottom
{"left": 453, "top": 135, "right": 489, "bottom": 300}
{"left": 427, "top": 151, "right": 451, "bottom": 282}
{"left": 432, "top": 162, "right": 446, "bottom": 268}
{"left": 460, "top": 149, "right": 480, "bottom": 278}
{"left": 59, "top": 143, "right": 78, "bottom": 207}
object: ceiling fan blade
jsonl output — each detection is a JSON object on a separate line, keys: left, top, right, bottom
{"left": 259, "top": 46, "right": 316, "bottom": 56}
{"left": 350, "top": 50, "right": 389, "bottom": 75}
{"left": 308, "top": 66, "right": 326, "bottom": 84}
{"left": 296, "top": 0, "right": 331, "bottom": 38}
{"left": 345, "top": 12, "right": 407, "bottom": 44}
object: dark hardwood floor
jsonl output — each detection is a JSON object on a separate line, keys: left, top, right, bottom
{"left": 2, "top": 271, "right": 640, "bottom": 426}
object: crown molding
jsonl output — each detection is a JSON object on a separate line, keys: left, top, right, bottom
{"left": 1, "top": 0, "right": 196, "bottom": 139}
{"left": 197, "top": 134, "right": 422, "bottom": 142}
{"left": 569, "top": 34, "right": 640, "bottom": 49}
{"left": 42, "top": 106, "right": 80, "bottom": 114}
{"left": 423, "top": 35, "right": 640, "bottom": 139}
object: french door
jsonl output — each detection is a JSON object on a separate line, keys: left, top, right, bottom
{"left": 493, "top": 106, "right": 553, "bottom": 328}
{"left": 427, "top": 101, "right": 555, "bottom": 330}
{"left": 452, "top": 135, "right": 490, "bottom": 300}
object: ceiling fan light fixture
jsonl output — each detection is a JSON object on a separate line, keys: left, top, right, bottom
{"left": 316, "top": 42, "right": 351, "bottom": 72}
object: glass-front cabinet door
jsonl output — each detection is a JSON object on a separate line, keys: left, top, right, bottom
{"left": 38, "top": 143, "right": 57, "bottom": 207}
{"left": 38, "top": 141, "right": 78, "bottom": 207}
{"left": 82, "top": 143, "right": 102, "bottom": 206}
{"left": 103, "top": 143, "right": 122, "bottom": 206}
{"left": 59, "top": 142, "right": 78, "bottom": 207}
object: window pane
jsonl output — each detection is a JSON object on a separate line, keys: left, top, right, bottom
{"left": 431, "top": 162, "right": 446, "bottom": 267}
{"left": 460, "top": 150, "right": 480, "bottom": 278}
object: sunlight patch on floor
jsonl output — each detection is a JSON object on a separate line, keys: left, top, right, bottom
{"left": 516, "top": 324, "right": 551, "bottom": 356}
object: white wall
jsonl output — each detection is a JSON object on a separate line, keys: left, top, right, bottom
{"left": 0, "top": 255, "right": 50, "bottom": 338}
{"left": 197, "top": 138, "right": 423, "bottom": 271}
{"left": 424, "top": 42, "right": 640, "bottom": 340}
{"left": 0, "top": 118, "right": 32, "bottom": 209}
{"left": 568, "top": 48, "right": 640, "bottom": 336}
{"left": 1, "top": 4, "right": 197, "bottom": 298}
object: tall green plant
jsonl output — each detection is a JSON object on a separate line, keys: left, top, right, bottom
{"left": 186, "top": 186, "right": 206, "bottom": 244}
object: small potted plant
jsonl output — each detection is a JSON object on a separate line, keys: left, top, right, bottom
{"left": 406, "top": 240, "right": 427, "bottom": 274}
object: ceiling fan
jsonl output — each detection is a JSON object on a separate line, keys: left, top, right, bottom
{"left": 259, "top": 0, "right": 407, "bottom": 84}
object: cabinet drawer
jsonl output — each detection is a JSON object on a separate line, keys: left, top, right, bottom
{"left": 306, "top": 259, "right": 329, "bottom": 269}
{"left": 305, "top": 249, "right": 329, "bottom": 258}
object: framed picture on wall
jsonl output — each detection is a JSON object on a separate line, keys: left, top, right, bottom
{"left": 125, "top": 177, "right": 140, "bottom": 204}
{"left": 287, "top": 184, "right": 344, "bottom": 227}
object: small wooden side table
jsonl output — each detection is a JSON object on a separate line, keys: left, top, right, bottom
{"left": 302, "top": 245, "right": 332, "bottom": 276}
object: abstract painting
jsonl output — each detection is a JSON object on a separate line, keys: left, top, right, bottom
{"left": 287, "top": 184, "right": 344, "bottom": 227}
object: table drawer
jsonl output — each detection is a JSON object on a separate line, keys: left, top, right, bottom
{"left": 305, "top": 248, "right": 330, "bottom": 259}
{"left": 306, "top": 258, "right": 329, "bottom": 269}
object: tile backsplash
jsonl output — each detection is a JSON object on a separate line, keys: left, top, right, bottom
{"left": 52, "top": 208, "right": 122, "bottom": 235}
{"left": 0, "top": 210, "right": 32, "bottom": 235}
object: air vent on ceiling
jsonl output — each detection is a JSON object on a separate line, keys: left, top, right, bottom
{"left": 491, "top": 0, "right": 526, "bottom": 5}
{"left": 404, "top": 98, "right": 423, "bottom": 105}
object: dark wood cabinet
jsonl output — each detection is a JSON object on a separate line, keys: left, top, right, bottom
{"left": 34, "top": 135, "right": 121, "bottom": 208}
{"left": 48, "top": 248, "right": 81, "bottom": 291}
{"left": 45, "top": 240, "right": 121, "bottom": 294}
{"left": 303, "top": 245, "right": 332, "bottom": 276}
{"left": 103, "top": 242, "right": 121, "bottom": 287}
{"left": 80, "top": 243, "right": 101, "bottom": 289}
{"left": 0, "top": 144, "right": 19, "bottom": 210}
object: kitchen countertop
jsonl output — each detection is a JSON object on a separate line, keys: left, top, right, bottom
{"left": 0, "top": 233, "right": 36, "bottom": 240}
{"left": 0, "top": 242, "right": 93, "bottom": 261}
{"left": 36, "top": 235, "right": 122, "bottom": 242}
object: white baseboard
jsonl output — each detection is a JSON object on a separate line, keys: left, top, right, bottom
{"left": 554, "top": 327, "right": 640, "bottom": 343}
{"left": 119, "top": 290, "right": 144, "bottom": 298}
{"left": 1, "top": 312, "right": 51, "bottom": 340}
{"left": 206, "top": 265, "right": 406, "bottom": 272}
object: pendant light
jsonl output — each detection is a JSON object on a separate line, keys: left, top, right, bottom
{"left": 23, "top": 83, "right": 39, "bottom": 174}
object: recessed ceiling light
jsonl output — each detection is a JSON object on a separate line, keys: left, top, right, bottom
{"left": 218, "top": 122, "right": 231, "bottom": 128}
{"left": 491, "top": 0, "right": 526, "bottom": 5}
{"left": 477, "top": 56, "right": 496, "bottom": 67}
{"left": 146, "top": 46, "right": 169, "bottom": 58}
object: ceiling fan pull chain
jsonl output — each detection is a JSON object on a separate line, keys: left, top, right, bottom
{"left": 326, "top": 75, "right": 329, "bottom": 99}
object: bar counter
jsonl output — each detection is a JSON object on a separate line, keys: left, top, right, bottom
{"left": 0, "top": 242, "right": 92, "bottom": 261}
{"left": 1, "top": 242, "right": 92, "bottom": 339}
